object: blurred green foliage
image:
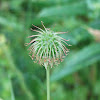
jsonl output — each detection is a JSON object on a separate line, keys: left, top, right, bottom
{"left": 0, "top": 0, "right": 100, "bottom": 100}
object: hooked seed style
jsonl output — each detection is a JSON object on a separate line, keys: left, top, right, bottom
{"left": 25, "top": 21, "right": 71, "bottom": 69}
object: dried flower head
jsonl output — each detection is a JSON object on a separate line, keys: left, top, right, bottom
{"left": 25, "top": 21, "right": 71, "bottom": 69}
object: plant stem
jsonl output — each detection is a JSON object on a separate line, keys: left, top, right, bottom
{"left": 9, "top": 75, "right": 15, "bottom": 100}
{"left": 46, "top": 66, "right": 50, "bottom": 100}
{"left": 2, "top": 44, "right": 34, "bottom": 100}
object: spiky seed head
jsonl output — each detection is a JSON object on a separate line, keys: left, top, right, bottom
{"left": 25, "top": 21, "right": 71, "bottom": 69}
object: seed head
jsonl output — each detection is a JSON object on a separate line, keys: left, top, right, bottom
{"left": 25, "top": 21, "right": 71, "bottom": 69}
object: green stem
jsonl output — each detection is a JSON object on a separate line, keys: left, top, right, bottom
{"left": 2, "top": 44, "right": 34, "bottom": 100}
{"left": 46, "top": 66, "right": 50, "bottom": 100}
{"left": 9, "top": 75, "right": 15, "bottom": 100}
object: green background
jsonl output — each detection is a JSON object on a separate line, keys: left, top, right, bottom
{"left": 0, "top": 0, "right": 100, "bottom": 100}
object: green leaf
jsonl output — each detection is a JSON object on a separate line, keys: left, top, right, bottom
{"left": 51, "top": 43, "right": 100, "bottom": 81}
{"left": 0, "top": 17, "right": 24, "bottom": 31}
{"left": 10, "top": 0, "right": 24, "bottom": 11}
{"left": 38, "top": 1, "right": 88, "bottom": 17}
{"left": 32, "top": 0, "right": 84, "bottom": 8}
{"left": 32, "top": 16, "right": 61, "bottom": 26}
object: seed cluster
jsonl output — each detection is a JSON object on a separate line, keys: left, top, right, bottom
{"left": 25, "top": 21, "right": 71, "bottom": 69}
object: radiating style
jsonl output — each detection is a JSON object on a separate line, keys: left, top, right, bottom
{"left": 25, "top": 21, "right": 71, "bottom": 69}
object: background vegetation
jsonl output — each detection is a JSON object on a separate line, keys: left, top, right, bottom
{"left": 0, "top": 0, "right": 100, "bottom": 100}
